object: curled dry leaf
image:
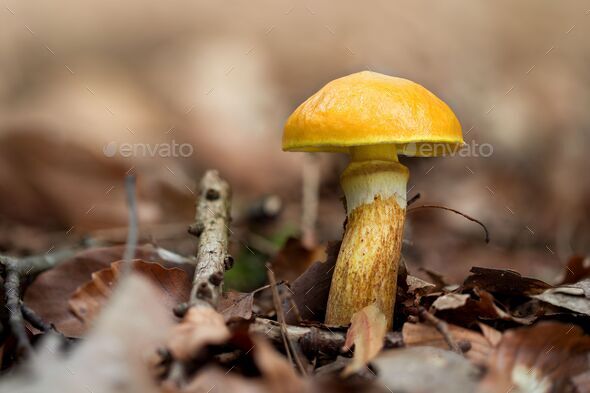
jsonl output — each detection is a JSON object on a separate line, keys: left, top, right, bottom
{"left": 402, "top": 322, "right": 493, "bottom": 365}
{"left": 283, "top": 241, "right": 340, "bottom": 324}
{"left": 480, "top": 322, "right": 590, "bottom": 393}
{"left": 342, "top": 303, "right": 387, "bottom": 376}
{"left": 463, "top": 267, "right": 551, "bottom": 296}
{"left": 431, "top": 293, "right": 470, "bottom": 311}
{"left": 69, "top": 259, "right": 191, "bottom": 327}
{"left": 167, "top": 306, "right": 230, "bottom": 361}
{"left": 406, "top": 275, "right": 437, "bottom": 297}
{"left": 269, "top": 237, "right": 326, "bottom": 283}
{"left": 433, "top": 289, "right": 536, "bottom": 326}
{"left": 532, "top": 279, "right": 590, "bottom": 316}
{"left": 24, "top": 245, "right": 180, "bottom": 337}
{"left": 218, "top": 291, "right": 254, "bottom": 322}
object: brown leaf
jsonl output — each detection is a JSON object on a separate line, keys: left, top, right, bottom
{"left": 431, "top": 293, "right": 470, "bottom": 311}
{"left": 477, "top": 322, "right": 503, "bottom": 347}
{"left": 24, "top": 245, "right": 176, "bottom": 337}
{"left": 283, "top": 241, "right": 340, "bottom": 324}
{"left": 532, "top": 279, "right": 590, "bottom": 315}
{"left": 167, "top": 306, "right": 230, "bottom": 361}
{"left": 480, "top": 322, "right": 590, "bottom": 393}
{"left": 406, "top": 275, "right": 437, "bottom": 297}
{"left": 402, "top": 322, "right": 493, "bottom": 365}
{"left": 463, "top": 267, "right": 551, "bottom": 296}
{"left": 269, "top": 237, "right": 326, "bottom": 283}
{"left": 342, "top": 303, "right": 387, "bottom": 376}
{"left": 69, "top": 259, "right": 191, "bottom": 326}
{"left": 434, "top": 289, "right": 536, "bottom": 326}
{"left": 218, "top": 291, "right": 254, "bottom": 322}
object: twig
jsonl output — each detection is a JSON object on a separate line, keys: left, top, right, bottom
{"left": 407, "top": 204, "right": 490, "bottom": 243}
{"left": 167, "top": 170, "right": 232, "bottom": 385}
{"left": 188, "top": 170, "right": 232, "bottom": 308}
{"left": 418, "top": 307, "right": 462, "bottom": 354}
{"left": 407, "top": 193, "right": 421, "bottom": 207}
{"left": 1, "top": 249, "right": 76, "bottom": 358}
{"left": 250, "top": 318, "right": 403, "bottom": 356}
{"left": 123, "top": 174, "right": 138, "bottom": 264}
{"left": 3, "top": 257, "right": 32, "bottom": 357}
{"left": 21, "top": 303, "right": 52, "bottom": 332}
{"left": 301, "top": 155, "right": 320, "bottom": 248}
{"left": 267, "top": 266, "right": 308, "bottom": 375}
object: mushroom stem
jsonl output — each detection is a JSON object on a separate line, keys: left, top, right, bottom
{"left": 325, "top": 149, "right": 408, "bottom": 328}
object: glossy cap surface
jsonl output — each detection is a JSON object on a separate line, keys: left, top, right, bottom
{"left": 283, "top": 71, "right": 463, "bottom": 157}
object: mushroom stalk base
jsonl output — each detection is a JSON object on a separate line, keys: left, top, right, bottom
{"left": 325, "top": 159, "right": 408, "bottom": 327}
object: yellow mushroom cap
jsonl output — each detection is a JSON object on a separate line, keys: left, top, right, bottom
{"left": 282, "top": 71, "right": 463, "bottom": 157}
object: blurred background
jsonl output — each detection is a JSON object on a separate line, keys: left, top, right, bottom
{"left": 1, "top": 0, "right": 589, "bottom": 288}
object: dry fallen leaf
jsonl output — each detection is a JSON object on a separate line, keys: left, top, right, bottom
{"left": 269, "top": 237, "right": 326, "bottom": 283}
{"left": 218, "top": 291, "right": 254, "bottom": 322}
{"left": 342, "top": 303, "right": 387, "bottom": 376}
{"left": 532, "top": 279, "right": 590, "bottom": 315}
{"left": 402, "top": 322, "right": 493, "bottom": 365}
{"left": 69, "top": 259, "right": 191, "bottom": 326}
{"left": 167, "top": 306, "right": 230, "bottom": 361}
{"left": 24, "top": 245, "right": 176, "bottom": 337}
{"left": 431, "top": 293, "right": 470, "bottom": 311}
{"left": 463, "top": 267, "right": 551, "bottom": 296}
{"left": 283, "top": 241, "right": 340, "bottom": 324}
{"left": 480, "top": 322, "right": 590, "bottom": 393}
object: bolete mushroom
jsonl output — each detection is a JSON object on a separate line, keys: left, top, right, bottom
{"left": 282, "top": 71, "right": 463, "bottom": 327}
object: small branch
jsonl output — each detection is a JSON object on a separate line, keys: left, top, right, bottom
{"left": 418, "top": 307, "right": 462, "bottom": 354}
{"left": 408, "top": 204, "right": 490, "bottom": 243}
{"left": 301, "top": 155, "right": 320, "bottom": 248}
{"left": 21, "top": 303, "right": 52, "bottom": 333}
{"left": 188, "top": 170, "right": 232, "bottom": 308}
{"left": 250, "top": 318, "right": 403, "bottom": 356}
{"left": 1, "top": 249, "right": 76, "bottom": 358}
{"left": 3, "top": 257, "right": 32, "bottom": 357}
{"left": 267, "top": 266, "right": 307, "bottom": 375}
{"left": 406, "top": 193, "right": 421, "bottom": 207}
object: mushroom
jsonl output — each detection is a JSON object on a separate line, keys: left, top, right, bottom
{"left": 282, "top": 71, "right": 463, "bottom": 327}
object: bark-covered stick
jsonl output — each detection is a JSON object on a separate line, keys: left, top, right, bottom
{"left": 188, "top": 170, "right": 232, "bottom": 308}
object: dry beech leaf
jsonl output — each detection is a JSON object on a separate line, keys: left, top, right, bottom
{"left": 480, "top": 322, "right": 590, "bottom": 393}
{"left": 373, "top": 347, "right": 479, "bottom": 393}
{"left": 431, "top": 293, "right": 470, "bottom": 311}
{"left": 434, "top": 289, "right": 535, "bottom": 326}
{"left": 532, "top": 279, "right": 590, "bottom": 315}
{"left": 24, "top": 245, "right": 178, "bottom": 337}
{"left": 69, "top": 259, "right": 191, "bottom": 327}
{"left": 406, "top": 275, "right": 436, "bottom": 297}
{"left": 284, "top": 241, "right": 340, "bottom": 324}
{"left": 402, "top": 322, "right": 493, "bottom": 365}
{"left": 218, "top": 291, "right": 254, "bottom": 322}
{"left": 269, "top": 237, "right": 326, "bottom": 283}
{"left": 342, "top": 303, "right": 387, "bottom": 376}
{"left": 167, "top": 306, "right": 230, "bottom": 361}
{"left": 477, "top": 322, "right": 503, "bottom": 347}
{"left": 463, "top": 267, "right": 551, "bottom": 296}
